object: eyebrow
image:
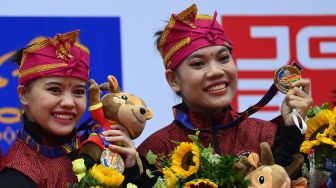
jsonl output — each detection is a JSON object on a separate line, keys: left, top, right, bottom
{"left": 217, "top": 47, "right": 230, "bottom": 55}
{"left": 185, "top": 47, "right": 230, "bottom": 61}
{"left": 77, "top": 85, "right": 87, "bottom": 89}
{"left": 44, "top": 81, "right": 62, "bottom": 86}
{"left": 44, "top": 81, "right": 86, "bottom": 89}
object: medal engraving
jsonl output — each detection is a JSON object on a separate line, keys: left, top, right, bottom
{"left": 274, "top": 62, "right": 302, "bottom": 94}
{"left": 100, "top": 148, "right": 125, "bottom": 173}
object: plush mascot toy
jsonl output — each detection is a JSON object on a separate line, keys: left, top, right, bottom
{"left": 76, "top": 75, "right": 153, "bottom": 174}
{"left": 234, "top": 142, "right": 307, "bottom": 188}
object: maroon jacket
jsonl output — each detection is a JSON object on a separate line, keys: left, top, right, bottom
{"left": 1, "top": 139, "right": 76, "bottom": 188}
{"left": 138, "top": 105, "right": 278, "bottom": 159}
{"left": 134, "top": 103, "right": 304, "bottom": 188}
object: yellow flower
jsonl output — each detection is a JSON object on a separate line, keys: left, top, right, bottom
{"left": 90, "top": 164, "right": 125, "bottom": 186}
{"left": 171, "top": 142, "right": 200, "bottom": 178}
{"left": 184, "top": 179, "right": 218, "bottom": 188}
{"left": 162, "top": 168, "right": 177, "bottom": 188}
{"left": 300, "top": 109, "right": 336, "bottom": 153}
{"left": 126, "top": 183, "right": 138, "bottom": 188}
{"left": 72, "top": 158, "right": 86, "bottom": 174}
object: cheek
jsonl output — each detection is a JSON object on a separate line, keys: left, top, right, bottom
{"left": 76, "top": 98, "right": 87, "bottom": 115}
{"left": 228, "top": 67, "right": 238, "bottom": 84}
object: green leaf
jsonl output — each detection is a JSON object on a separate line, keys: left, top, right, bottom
{"left": 307, "top": 108, "right": 315, "bottom": 118}
{"left": 188, "top": 130, "right": 200, "bottom": 142}
{"left": 321, "top": 102, "right": 330, "bottom": 110}
{"left": 307, "top": 102, "right": 330, "bottom": 118}
{"left": 201, "top": 146, "right": 214, "bottom": 159}
{"left": 146, "top": 150, "right": 158, "bottom": 165}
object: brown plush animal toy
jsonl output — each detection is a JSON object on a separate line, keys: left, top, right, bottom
{"left": 233, "top": 142, "right": 307, "bottom": 188}
{"left": 77, "top": 75, "right": 153, "bottom": 173}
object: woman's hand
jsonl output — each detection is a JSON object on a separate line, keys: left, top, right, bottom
{"left": 281, "top": 78, "right": 313, "bottom": 126}
{"left": 102, "top": 124, "right": 138, "bottom": 168}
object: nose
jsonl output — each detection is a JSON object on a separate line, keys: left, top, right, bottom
{"left": 60, "top": 92, "right": 76, "bottom": 108}
{"left": 140, "top": 107, "right": 146, "bottom": 115}
{"left": 205, "top": 61, "right": 224, "bottom": 78}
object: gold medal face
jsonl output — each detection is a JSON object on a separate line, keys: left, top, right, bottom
{"left": 274, "top": 63, "right": 302, "bottom": 94}
{"left": 100, "top": 148, "right": 125, "bottom": 173}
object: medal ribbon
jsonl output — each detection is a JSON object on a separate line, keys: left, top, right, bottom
{"left": 292, "top": 109, "right": 307, "bottom": 134}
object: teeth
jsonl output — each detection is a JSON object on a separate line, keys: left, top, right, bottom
{"left": 53, "top": 114, "right": 73, "bottom": 120}
{"left": 207, "top": 84, "right": 226, "bottom": 91}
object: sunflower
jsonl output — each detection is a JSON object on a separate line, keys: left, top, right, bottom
{"left": 90, "top": 164, "right": 125, "bottom": 187}
{"left": 300, "top": 108, "right": 336, "bottom": 154}
{"left": 171, "top": 142, "right": 200, "bottom": 178}
{"left": 184, "top": 179, "right": 218, "bottom": 188}
{"left": 163, "top": 167, "right": 177, "bottom": 188}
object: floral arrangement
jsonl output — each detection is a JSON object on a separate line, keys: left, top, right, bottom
{"left": 300, "top": 103, "right": 336, "bottom": 185}
{"left": 69, "top": 158, "right": 137, "bottom": 188}
{"left": 300, "top": 103, "right": 336, "bottom": 167}
{"left": 146, "top": 131, "right": 250, "bottom": 188}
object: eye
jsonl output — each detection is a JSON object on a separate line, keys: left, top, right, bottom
{"left": 218, "top": 55, "right": 231, "bottom": 64}
{"left": 121, "top": 95, "right": 128, "bottom": 100}
{"left": 258, "top": 176, "right": 265, "bottom": 184}
{"left": 190, "top": 61, "right": 204, "bottom": 69}
{"left": 74, "top": 88, "right": 86, "bottom": 97}
{"left": 47, "top": 87, "right": 61, "bottom": 94}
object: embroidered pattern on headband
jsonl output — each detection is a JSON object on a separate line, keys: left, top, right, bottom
{"left": 196, "top": 14, "right": 213, "bottom": 20}
{"left": 159, "top": 19, "right": 176, "bottom": 58}
{"left": 19, "top": 63, "right": 68, "bottom": 78}
{"left": 164, "top": 37, "right": 190, "bottom": 68}
{"left": 159, "top": 4, "right": 197, "bottom": 58}
{"left": 74, "top": 42, "right": 89, "bottom": 54}
{"left": 20, "top": 39, "right": 51, "bottom": 69}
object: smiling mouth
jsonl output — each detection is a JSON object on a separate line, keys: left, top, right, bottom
{"left": 132, "top": 109, "right": 144, "bottom": 123}
{"left": 53, "top": 113, "right": 74, "bottom": 120}
{"left": 206, "top": 83, "right": 227, "bottom": 92}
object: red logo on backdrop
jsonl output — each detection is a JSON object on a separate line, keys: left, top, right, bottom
{"left": 221, "top": 16, "right": 336, "bottom": 118}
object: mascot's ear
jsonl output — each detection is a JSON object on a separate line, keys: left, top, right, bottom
{"left": 146, "top": 108, "right": 153, "bottom": 120}
{"left": 247, "top": 152, "right": 260, "bottom": 168}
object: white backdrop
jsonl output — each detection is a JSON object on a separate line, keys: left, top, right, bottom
{"left": 1, "top": 0, "right": 335, "bottom": 146}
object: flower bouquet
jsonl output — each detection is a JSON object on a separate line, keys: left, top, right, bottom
{"left": 146, "top": 131, "right": 250, "bottom": 188}
{"left": 69, "top": 158, "right": 137, "bottom": 188}
{"left": 300, "top": 103, "right": 336, "bottom": 187}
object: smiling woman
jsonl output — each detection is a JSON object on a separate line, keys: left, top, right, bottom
{"left": 0, "top": 30, "right": 90, "bottom": 188}
{"left": 133, "top": 4, "right": 313, "bottom": 187}
{"left": 0, "top": 30, "right": 140, "bottom": 188}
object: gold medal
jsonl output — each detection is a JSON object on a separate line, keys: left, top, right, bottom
{"left": 274, "top": 62, "right": 302, "bottom": 94}
{"left": 100, "top": 148, "right": 125, "bottom": 173}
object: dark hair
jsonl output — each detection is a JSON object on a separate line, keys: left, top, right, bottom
{"left": 154, "top": 30, "right": 163, "bottom": 52}
{"left": 11, "top": 47, "right": 26, "bottom": 67}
